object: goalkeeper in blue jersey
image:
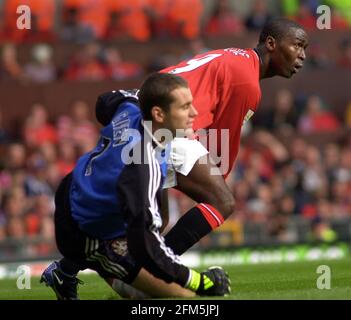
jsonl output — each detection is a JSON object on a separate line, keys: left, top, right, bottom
{"left": 40, "top": 73, "right": 230, "bottom": 299}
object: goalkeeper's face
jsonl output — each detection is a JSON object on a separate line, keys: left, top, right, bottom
{"left": 163, "top": 87, "right": 198, "bottom": 138}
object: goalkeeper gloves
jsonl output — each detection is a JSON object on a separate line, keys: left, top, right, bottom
{"left": 186, "top": 266, "right": 231, "bottom": 296}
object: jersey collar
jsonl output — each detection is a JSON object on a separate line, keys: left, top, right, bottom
{"left": 253, "top": 48, "right": 263, "bottom": 65}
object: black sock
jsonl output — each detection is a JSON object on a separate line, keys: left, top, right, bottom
{"left": 164, "top": 207, "right": 213, "bottom": 255}
{"left": 59, "top": 258, "right": 81, "bottom": 276}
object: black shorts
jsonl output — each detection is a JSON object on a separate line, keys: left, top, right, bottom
{"left": 54, "top": 173, "right": 141, "bottom": 284}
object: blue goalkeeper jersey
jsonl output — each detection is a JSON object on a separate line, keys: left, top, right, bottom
{"left": 70, "top": 101, "right": 169, "bottom": 239}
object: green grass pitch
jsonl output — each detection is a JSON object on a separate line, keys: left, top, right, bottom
{"left": 0, "top": 259, "right": 350, "bottom": 300}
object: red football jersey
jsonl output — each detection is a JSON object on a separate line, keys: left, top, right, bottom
{"left": 161, "top": 48, "right": 261, "bottom": 177}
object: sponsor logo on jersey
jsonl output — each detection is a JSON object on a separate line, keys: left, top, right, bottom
{"left": 224, "top": 48, "right": 250, "bottom": 58}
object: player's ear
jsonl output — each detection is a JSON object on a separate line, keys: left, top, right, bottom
{"left": 151, "top": 106, "right": 165, "bottom": 124}
{"left": 265, "top": 35, "right": 276, "bottom": 52}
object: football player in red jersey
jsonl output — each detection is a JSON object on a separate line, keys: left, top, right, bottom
{"left": 161, "top": 18, "right": 308, "bottom": 255}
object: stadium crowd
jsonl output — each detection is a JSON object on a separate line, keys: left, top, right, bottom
{"left": 0, "top": 0, "right": 350, "bottom": 44}
{"left": 0, "top": 0, "right": 351, "bottom": 258}
{"left": 1, "top": 0, "right": 351, "bottom": 83}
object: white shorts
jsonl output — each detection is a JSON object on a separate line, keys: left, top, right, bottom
{"left": 163, "top": 138, "right": 209, "bottom": 189}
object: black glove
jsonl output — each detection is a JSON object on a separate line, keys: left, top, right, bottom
{"left": 187, "top": 267, "right": 231, "bottom": 296}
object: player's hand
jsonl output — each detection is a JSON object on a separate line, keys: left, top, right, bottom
{"left": 195, "top": 266, "right": 231, "bottom": 296}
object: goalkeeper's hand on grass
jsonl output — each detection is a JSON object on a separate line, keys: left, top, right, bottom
{"left": 187, "top": 266, "right": 231, "bottom": 296}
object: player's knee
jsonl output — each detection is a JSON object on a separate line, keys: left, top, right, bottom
{"left": 209, "top": 189, "right": 235, "bottom": 220}
{"left": 218, "top": 192, "right": 235, "bottom": 219}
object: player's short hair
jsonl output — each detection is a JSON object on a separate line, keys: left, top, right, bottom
{"left": 258, "top": 18, "right": 304, "bottom": 44}
{"left": 138, "top": 73, "right": 189, "bottom": 121}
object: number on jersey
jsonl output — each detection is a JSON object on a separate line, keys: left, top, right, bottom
{"left": 169, "top": 53, "right": 222, "bottom": 74}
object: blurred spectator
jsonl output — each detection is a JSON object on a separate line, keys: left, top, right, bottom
{"left": 5, "top": 142, "right": 27, "bottom": 172}
{"left": 104, "top": 47, "right": 144, "bottom": 80}
{"left": 323, "top": 143, "right": 341, "bottom": 187}
{"left": 105, "top": 0, "right": 151, "bottom": 42}
{"left": 297, "top": 95, "right": 341, "bottom": 134}
{"left": 24, "top": 150, "right": 54, "bottom": 196}
{"left": 145, "top": 0, "right": 170, "bottom": 39}
{"left": 23, "top": 103, "right": 58, "bottom": 148}
{"left": 302, "top": 145, "right": 328, "bottom": 199}
{"left": 103, "top": 1, "right": 128, "bottom": 40}
{"left": 270, "top": 175, "right": 286, "bottom": 202}
{"left": 60, "top": 6, "right": 94, "bottom": 44}
{"left": 36, "top": 215, "right": 56, "bottom": 254}
{"left": 25, "top": 194, "right": 54, "bottom": 237}
{"left": 251, "top": 130, "right": 289, "bottom": 165}
{"left": 331, "top": 180, "right": 351, "bottom": 219}
{"left": 345, "top": 100, "right": 351, "bottom": 127}
{"left": 0, "top": 43, "right": 23, "bottom": 81}
{"left": 0, "top": 221, "right": 6, "bottom": 242}
{"left": 316, "top": 198, "right": 335, "bottom": 221}
{"left": 24, "top": 44, "right": 56, "bottom": 83}
{"left": 0, "top": 110, "right": 11, "bottom": 144}
{"left": 70, "top": 100, "right": 98, "bottom": 153}
{"left": 278, "top": 194, "right": 296, "bottom": 216}
{"left": 336, "top": 148, "right": 351, "bottom": 184}
{"left": 2, "top": 187, "right": 27, "bottom": 219}
{"left": 268, "top": 195, "right": 297, "bottom": 243}
{"left": 180, "top": 38, "right": 211, "bottom": 61}
{"left": 56, "top": 115, "right": 74, "bottom": 143}
{"left": 39, "top": 142, "right": 57, "bottom": 167}
{"left": 56, "top": 140, "right": 77, "bottom": 177}
{"left": 64, "top": 42, "right": 106, "bottom": 81}
{"left": 166, "top": 0, "right": 203, "bottom": 39}
{"left": 63, "top": 0, "right": 110, "bottom": 39}
{"left": 245, "top": 0, "right": 272, "bottom": 31}
{"left": 254, "top": 88, "right": 298, "bottom": 134}
{"left": 247, "top": 183, "right": 274, "bottom": 223}
{"left": 6, "top": 217, "right": 26, "bottom": 240}
{"left": 306, "top": 43, "right": 330, "bottom": 69}
{"left": 309, "top": 217, "right": 337, "bottom": 242}
{"left": 291, "top": 2, "right": 316, "bottom": 31}
{"left": 204, "top": 0, "right": 244, "bottom": 36}
{"left": 337, "top": 39, "right": 351, "bottom": 69}
{"left": 232, "top": 179, "right": 251, "bottom": 221}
